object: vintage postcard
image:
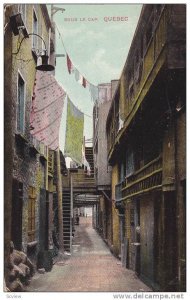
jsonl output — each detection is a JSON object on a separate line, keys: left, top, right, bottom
{"left": 3, "top": 2, "right": 187, "bottom": 299}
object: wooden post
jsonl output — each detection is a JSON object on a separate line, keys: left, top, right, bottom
{"left": 56, "top": 149, "right": 64, "bottom": 251}
{"left": 70, "top": 174, "right": 73, "bottom": 250}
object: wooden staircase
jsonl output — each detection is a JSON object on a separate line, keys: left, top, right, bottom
{"left": 61, "top": 146, "right": 96, "bottom": 252}
{"left": 85, "top": 147, "right": 94, "bottom": 176}
{"left": 62, "top": 190, "right": 71, "bottom": 252}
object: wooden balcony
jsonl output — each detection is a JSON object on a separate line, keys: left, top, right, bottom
{"left": 72, "top": 170, "right": 96, "bottom": 192}
{"left": 62, "top": 169, "right": 96, "bottom": 193}
{"left": 107, "top": 7, "right": 168, "bottom": 162}
{"left": 122, "top": 156, "right": 162, "bottom": 200}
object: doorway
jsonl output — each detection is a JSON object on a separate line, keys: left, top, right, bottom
{"left": 11, "top": 179, "right": 23, "bottom": 250}
{"left": 140, "top": 196, "right": 154, "bottom": 285}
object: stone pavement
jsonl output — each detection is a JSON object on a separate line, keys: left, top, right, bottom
{"left": 26, "top": 217, "right": 151, "bottom": 292}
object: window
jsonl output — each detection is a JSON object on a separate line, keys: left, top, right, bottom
{"left": 28, "top": 186, "right": 36, "bottom": 242}
{"left": 17, "top": 72, "right": 25, "bottom": 133}
{"left": 32, "top": 8, "right": 38, "bottom": 50}
{"left": 126, "top": 147, "right": 134, "bottom": 177}
{"left": 41, "top": 34, "right": 45, "bottom": 52}
{"left": 18, "top": 4, "right": 26, "bottom": 25}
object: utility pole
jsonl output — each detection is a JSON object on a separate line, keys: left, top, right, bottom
{"left": 50, "top": 4, "right": 65, "bottom": 252}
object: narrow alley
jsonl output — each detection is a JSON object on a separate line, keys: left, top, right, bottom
{"left": 26, "top": 216, "right": 151, "bottom": 292}
{"left": 4, "top": 3, "right": 186, "bottom": 295}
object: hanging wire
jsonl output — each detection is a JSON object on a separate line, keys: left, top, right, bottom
{"left": 68, "top": 97, "right": 92, "bottom": 118}
{"left": 54, "top": 23, "right": 97, "bottom": 117}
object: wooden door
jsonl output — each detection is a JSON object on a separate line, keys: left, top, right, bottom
{"left": 140, "top": 197, "right": 154, "bottom": 283}
{"left": 11, "top": 179, "right": 23, "bottom": 250}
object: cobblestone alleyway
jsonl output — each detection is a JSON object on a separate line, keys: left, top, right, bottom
{"left": 27, "top": 217, "right": 151, "bottom": 292}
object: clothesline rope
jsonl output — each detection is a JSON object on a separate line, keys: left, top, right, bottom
{"left": 55, "top": 23, "right": 98, "bottom": 88}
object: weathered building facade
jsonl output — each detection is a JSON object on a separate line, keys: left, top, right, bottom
{"left": 93, "top": 82, "right": 118, "bottom": 250}
{"left": 106, "top": 4, "right": 186, "bottom": 291}
{"left": 4, "top": 4, "right": 57, "bottom": 285}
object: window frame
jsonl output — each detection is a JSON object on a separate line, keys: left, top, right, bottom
{"left": 18, "top": 4, "right": 26, "bottom": 26}
{"left": 28, "top": 186, "right": 36, "bottom": 243}
{"left": 32, "top": 6, "right": 38, "bottom": 51}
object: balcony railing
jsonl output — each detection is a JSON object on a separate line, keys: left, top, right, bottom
{"left": 62, "top": 170, "right": 96, "bottom": 190}
{"left": 48, "top": 151, "right": 54, "bottom": 176}
{"left": 72, "top": 172, "right": 95, "bottom": 188}
{"left": 122, "top": 155, "right": 162, "bottom": 200}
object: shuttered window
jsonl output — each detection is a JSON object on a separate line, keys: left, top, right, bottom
{"left": 28, "top": 186, "right": 36, "bottom": 242}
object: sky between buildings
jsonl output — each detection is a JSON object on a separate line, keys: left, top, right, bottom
{"left": 48, "top": 4, "right": 142, "bottom": 153}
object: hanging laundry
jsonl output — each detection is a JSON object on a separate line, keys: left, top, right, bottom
{"left": 66, "top": 51, "right": 99, "bottom": 93}
{"left": 85, "top": 80, "right": 90, "bottom": 89}
{"left": 64, "top": 98, "right": 84, "bottom": 165}
{"left": 74, "top": 68, "right": 80, "bottom": 82}
{"left": 78, "top": 73, "right": 84, "bottom": 86}
{"left": 82, "top": 77, "right": 87, "bottom": 88}
{"left": 67, "top": 54, "right": 73, "bottom": 74}
{"left": 30, "top": 71, "right": 66, "bottom": 150}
